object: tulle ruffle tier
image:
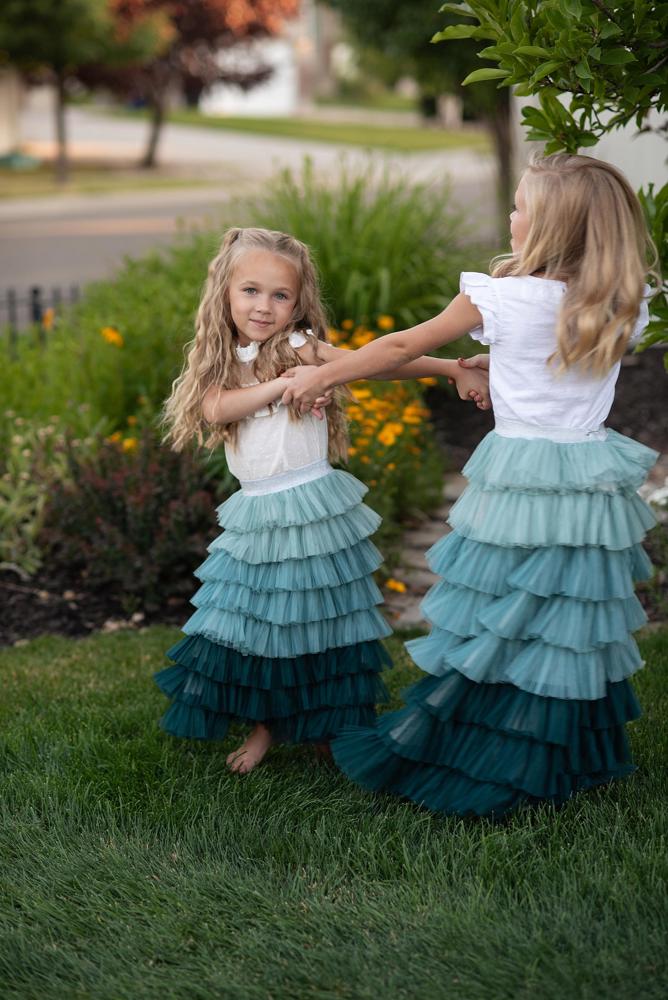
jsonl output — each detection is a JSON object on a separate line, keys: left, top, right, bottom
{"left": 156, "top": 469, "right": 392, "bottom": 744}
{"left": 332, "top": 429, "right": 657, "bottom": 818}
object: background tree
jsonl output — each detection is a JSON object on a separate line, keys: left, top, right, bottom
{"left": 435, "top": 0, "right": 668, "bottom": 345}
{"left": 322, "top": 0, "right": 515, "bottom": 225}
{"left": 95, "top": 0, "right": 300, "bottom": 168}
{"left": 0, "top": 0, "right": 165, "bottom": 182}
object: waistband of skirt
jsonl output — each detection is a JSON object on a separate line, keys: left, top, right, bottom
{"left": 493, "top": 417, "right": 607, "bottom": 443}
{"left": 239, "top": 459, "right": 332, "bottom": 496}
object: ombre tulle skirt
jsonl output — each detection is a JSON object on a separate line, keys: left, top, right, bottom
{"left": 155, "top": 464, "right": 392, "bottom": 744}
{"left": 331, "top": 428, "right": 658, "bottom": 818}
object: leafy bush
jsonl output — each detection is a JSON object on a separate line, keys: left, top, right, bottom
{"left": 38, "top": 429, "right": 225, "bottom": 614}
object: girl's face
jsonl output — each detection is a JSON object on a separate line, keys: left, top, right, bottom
{"left": 229, "top": 250, "right": 300, "bottom": 347}
{"left": 510, "top": 175, "right": 531, "bottom": 253}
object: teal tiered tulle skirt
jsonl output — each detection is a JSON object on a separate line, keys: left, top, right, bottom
{"left": 332, "top": 428, "right": 657, "bottom": 818}
{"left": 155, "top": 466, "right": 393, "bottom": 744}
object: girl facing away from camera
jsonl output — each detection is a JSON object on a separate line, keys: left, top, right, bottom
{"left": 282, "top": 153, "right": 659, "bottom": 817}
{"left": 156, "top": 226, "right": 490, "bottom": 774}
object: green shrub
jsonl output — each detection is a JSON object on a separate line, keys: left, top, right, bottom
{"left": 38, "top": 429, "right": 225, "bottom": 614}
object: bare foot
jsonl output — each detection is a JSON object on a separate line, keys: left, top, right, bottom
{"left": 226, "top": 724, "right": 273, "bottom": 775}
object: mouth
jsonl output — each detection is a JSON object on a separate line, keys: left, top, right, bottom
{"left": 250, "top": 319, "right": 273, "bottom": 328}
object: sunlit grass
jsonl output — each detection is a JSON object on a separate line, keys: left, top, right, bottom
{"left": 1, "top": 626, "right": 667, "bottom": 999}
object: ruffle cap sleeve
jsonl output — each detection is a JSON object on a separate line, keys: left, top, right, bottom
{"left": 289, "top": 329, "right": 313, "bottom": 349}
{"left": 460, "top": 272, "right": 499, "bottom": 345}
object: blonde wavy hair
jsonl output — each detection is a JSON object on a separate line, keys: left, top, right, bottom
{"left": 163, "top": 227, "right": 348, "bottom": 462}
{"left": 493, "top": 152, "right": 658, "bottom": 375}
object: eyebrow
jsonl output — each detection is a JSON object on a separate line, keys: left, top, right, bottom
{"left": 236, "top": 277, "right": 296, "bottom": 294}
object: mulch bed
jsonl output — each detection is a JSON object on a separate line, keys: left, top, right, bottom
{"left": 2, "top": 351, "right": 666, "bottom": 648}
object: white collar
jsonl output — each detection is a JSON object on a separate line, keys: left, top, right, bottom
{"left": 235, "top": 340, "right": 259, "bottom": 363}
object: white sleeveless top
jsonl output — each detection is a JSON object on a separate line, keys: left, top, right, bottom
{"left": 224, "top": 331, "right": 329, "bottom": 490}
{"left": 461, "top": 272, "right": 650, "bottom": 441}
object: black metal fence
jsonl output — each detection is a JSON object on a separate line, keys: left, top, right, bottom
{"left": 1, "top": 286, "right": 80, "bottom": 351}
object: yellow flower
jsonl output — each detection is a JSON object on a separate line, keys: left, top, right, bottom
{"left": 42, "top": 307, "right": 55, "bottom": 331}
{"left": 378, "top": 427, "right": 397, "bottom": 447}
{"left": 127, "top": 415, "right": 138, "bottom": 426}
{"left": 418, "top": 377, "right": 437, "bottom": 386}
{"left": 122, "top": 437, "right": 138, "bottom": 452}
{"left": 106, "top": 431, "right": 122, "bottom": 444}
{"left": 352, "top": 387, "right": 372, "bottom": 400}
{"left": 327, "top": 327, "right": 341, "bottom": 344}
{"left": 377, "top": 315, "right": 394, "bottom": 331}
{"left": 347, "top": 405, "right": 364, "bottom": 421}
{"left": 352, "top": 329, "right": 375, "bottom": 347}
{"left": 348, "top": 446, "right": 357, "bottom": 457}
{"left": 341, "top": 319, "right": 355, "bottom": 331}
{"left": 386, "top": 578, "right": 407, "bottom": 593}
{"left": 101, "top": 326, "right": 124, "bottom": 348}
{"left": 387, "top": 462, "right": 396, "bottom": 471}
{"left": 360, "top": 454, "right": 371, "bottom": 464}
{"left": 356, "top": 437, "right": 370, "bottom": 447}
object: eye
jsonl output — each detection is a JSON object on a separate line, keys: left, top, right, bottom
{"left": 274, "top": 292, "right": 288, "bottom": 301}
{"left": 243, "top": 286, "right": 257, "bottom": 295}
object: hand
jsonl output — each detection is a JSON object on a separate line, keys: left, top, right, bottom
{"left": 281, "top": 365, "right": 330, "bottom": 414}
{"left": 457, "top": 353, "right": 489, "bottom": 371}
{"left": 447, "top": 361, "right": 491, "bottom": 410}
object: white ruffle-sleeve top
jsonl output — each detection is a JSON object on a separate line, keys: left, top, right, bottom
{"left": 460, "top": 272, "right": 650, "bottom": 440}
{"left": 223, "top": 331, "right": 329, "bottom": 488}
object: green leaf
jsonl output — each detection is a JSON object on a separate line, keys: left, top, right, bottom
{"left": 461, "top": 67, "right": 510, "bottom": 85}
{"left": 599, "top": 22, "right": 623, "bottom": 39}
{"left": 514, "top": 45, "right": 552, "bottom": 58}
{"left": 579, "top": 133, "right": 599, "bottom": 146}
{"left": 438, "top": 2, "right": 477, "bottom": 16}
{"left": 574, "top": 60, "right": 592, "bottom": 80}
{"left": 563, "top": 0, "right": 582, "bottom": 18}
{"left": 599, "top": 48, "right": 636, "bottom": 65}
{"left": 431, "top": 25, "right": 478, "bottom": 41}
{"left": 531, "top": 59, "right": 564, "bottom": 82}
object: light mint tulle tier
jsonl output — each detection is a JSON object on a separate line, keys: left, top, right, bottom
{"left": 157, "top": 468, "right": 393, "bottom": 745}
{"left": 216, "top": 469, "right": 368, "bottom": 531}
{"left": 331, "top": 429, "right": 656, "bottom": 818}
{"left": 420, "top": 582, "right": 646, "bottom": 649}
{"left": 449, "top": 483, "right": 655, "bottom": 549}
{"left": 463, "top": 429, "right": 657, "bottom": 494}
{"left": 196, "top": 538, "right": 383, "bottom": 592}
{"left": 210, "top": 505, "right": 381, "bottom": 563}
{"left": 427, "top": 533, "right": 652, "bottom": 600}
{"left": 191, "top": 576, "right": 384, "bottom": 624}
{"left": 156, "top": 637, "right": 392, "bottom": 743}
{"left": 183, "top": 604, "right": 391, "bottom": 659}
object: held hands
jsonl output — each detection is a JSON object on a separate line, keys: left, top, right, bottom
{"left": 281, "top": 365, "right": 328, "bottom": 414}
{"left": 450, "top": 354, "right": 491, "bottom": 410}
{"left": 281, "top": 367, "right": 332, "bottom": 417}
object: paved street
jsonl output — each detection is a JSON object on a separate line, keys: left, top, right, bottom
{"left": 1, "top": 101, "right": 497, "bottom": 295}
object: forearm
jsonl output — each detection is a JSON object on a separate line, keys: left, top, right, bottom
{"left": 370, "top": 357, "right": 461, "bottom": 381}
{"left": 203, "top": 378, "right": 287, "bottom": 424}
{"left": 318, "top": 336, "right": 414, "bottom": 391}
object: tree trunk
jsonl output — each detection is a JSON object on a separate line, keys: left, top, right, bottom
{"left": 141, "top": 96, "right": 164, "bottom": 169}
{"left": 54, "top": 71, "right": 69, "bottom": 184}
{"left": 486, "top": 89, "right": 514, "bottom": 239}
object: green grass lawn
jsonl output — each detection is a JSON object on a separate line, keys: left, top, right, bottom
{"left": 1, "top": 626, "right": 667, "bottom": 1000}
{"left": 120, "top": 108, "right": 491, "bottom": 154}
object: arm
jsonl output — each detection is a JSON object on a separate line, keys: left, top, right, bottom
{"left": 283, "top": 294, "right": 482, "bottom": 407}
{"left": 202, "top": 377, "right": 290, "bottom": 425}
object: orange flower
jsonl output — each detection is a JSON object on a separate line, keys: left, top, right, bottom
{"left": 122, "top": 437, "right": 138, "bottom": 452}
{"left": 42, "top": 307, "right": 55, "bottom": 331}
{"left": 386, "top": 578, "right": 407, "bottom": 593}
{"left": 101, "top": 326, "right": 124, "bottom": 348}
{"left": 418, "top": 377, "right": 437, "bottom": 386}
{"left": 341, "top": 319, "right": 355, "bottom": 331}
{"left": 377, "top": 315, "right": 394, "bottom": 331}
{"left": 106, "top": 431, "right": 122, "bottom": 444}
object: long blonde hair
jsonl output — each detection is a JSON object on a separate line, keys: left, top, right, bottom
{"left": 163, "top": 227, "right": 348, "bottom": 461}
{"left": 493, "top": 152, "right": 658, "bottom": 375}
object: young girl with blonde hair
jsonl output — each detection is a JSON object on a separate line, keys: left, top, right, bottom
{"left": 156, "top": 226, "right": 489, "bottom": 773}
{"left": 283, "top": 153, "right": 659, "bottom": 816}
